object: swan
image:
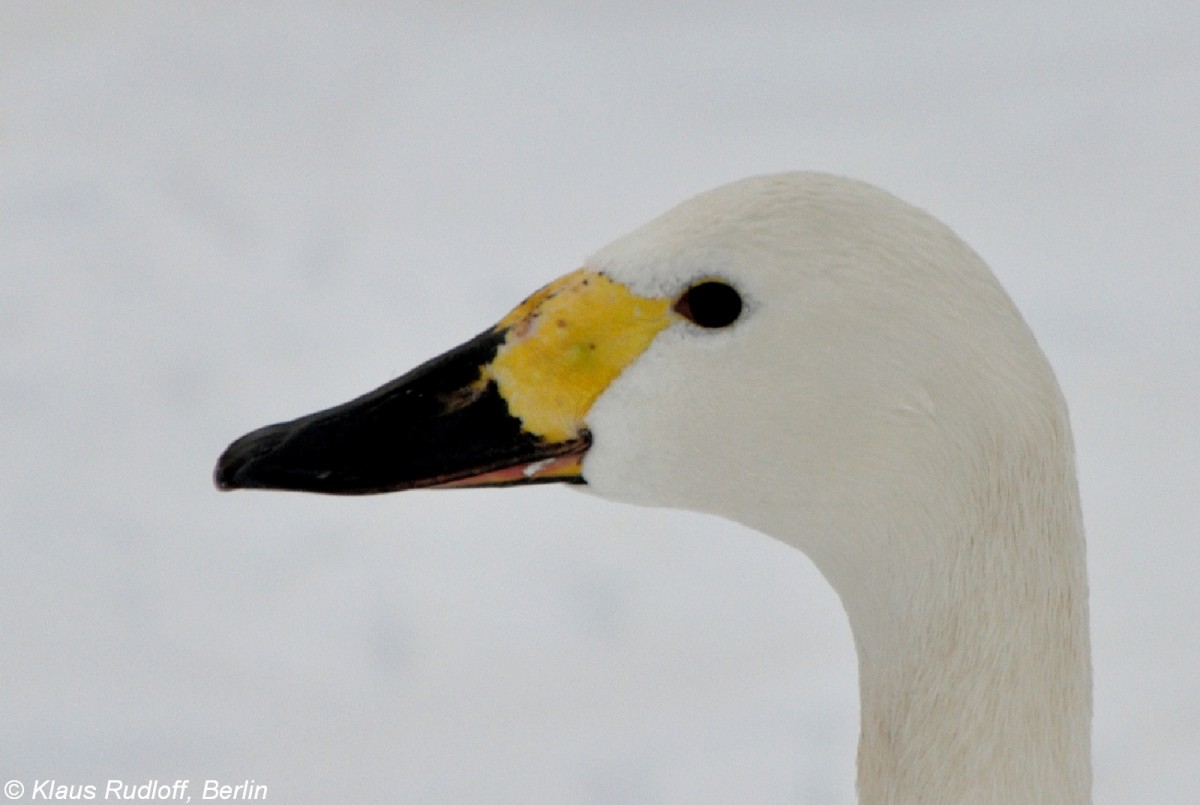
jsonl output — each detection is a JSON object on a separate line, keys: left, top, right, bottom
{"left": 215, "top": 172, "right": 1091, "bottom": 803}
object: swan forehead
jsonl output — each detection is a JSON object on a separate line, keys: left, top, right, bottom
{"left": 483, "top": 269, "right": 673, "bottom": 442}
{"left": 584, "top": 173, "right": 834, "bottom": 297}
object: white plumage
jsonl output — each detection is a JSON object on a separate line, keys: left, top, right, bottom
{"left": 582, "top": 174, "right": 1091, "bottom": 802}
{"left": 217, "top": 171, "right": 1092, "bottom": 803}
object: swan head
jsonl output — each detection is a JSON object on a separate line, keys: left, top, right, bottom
{"left": 580, "top": 173, "right": 1070, "bottom": 596}
{"left": 216, "top": 171, "right": 1089, "bottom": 800}
{"left": 216, "top": 170, "right": 1069, "bottom": 604}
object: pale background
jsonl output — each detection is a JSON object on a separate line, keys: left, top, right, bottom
{"left": 2, "top": 3, "right": 1197, "bottom": 802}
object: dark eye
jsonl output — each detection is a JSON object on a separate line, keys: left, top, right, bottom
{"left": 674, "top": 280, "right": 743, "bottom": 328}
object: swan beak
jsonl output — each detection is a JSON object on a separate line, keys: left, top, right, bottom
{"left": 215, "top": 270, "right": 672, "bottom": 494}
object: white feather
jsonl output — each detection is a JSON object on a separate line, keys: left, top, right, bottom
{"left": 581, "top": 173, "right": 1091, "bottom": 803}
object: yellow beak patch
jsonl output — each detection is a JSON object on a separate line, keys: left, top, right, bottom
{"left": 483, "top": 270, "right": 672, "bottom": 443}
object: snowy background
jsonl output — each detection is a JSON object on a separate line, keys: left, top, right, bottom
{"left": 3, "top": 3, "right": 1197, "bottom": 802}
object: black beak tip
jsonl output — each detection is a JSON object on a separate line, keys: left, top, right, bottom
{"left": 214, "top": 442, "right": 256, "bottom": 491}
{"left": 213, "top": 450, "right": 245, "bottom": 491}
{"left": 213, "top": 422, "right": 291, "bottom": 492}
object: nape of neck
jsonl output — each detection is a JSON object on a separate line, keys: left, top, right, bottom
{"left": 849, "top": 439, "right": 1091, "bottom": 803}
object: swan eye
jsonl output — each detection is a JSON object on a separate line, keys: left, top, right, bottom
{"left": 674, "top": 281, "right": 743, "bottom": 329}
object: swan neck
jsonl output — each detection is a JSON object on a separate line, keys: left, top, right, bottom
{"left": 844, "top": 486, "right": 1092, "bottom": 802}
